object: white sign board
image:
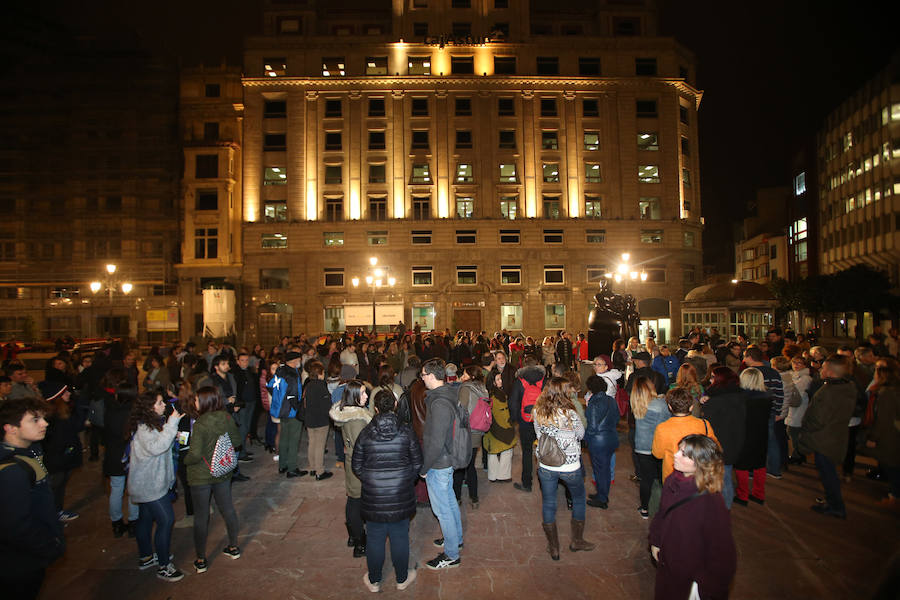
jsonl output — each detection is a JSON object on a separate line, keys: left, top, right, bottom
{"left": 202, "top": 289, "right": 236, "bottom": 338}
{"left": 344, "top": 303, "right": 404, "bottom": 327}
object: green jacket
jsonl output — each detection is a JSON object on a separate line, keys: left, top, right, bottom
{"left": 799, "top": 378, "right": 856, "bottom": 464}
{"left": 329, "top": 403, "right": 372, "bottom": 498}
{"left": 184, "top": 410, "right": 241, "bottom": 486}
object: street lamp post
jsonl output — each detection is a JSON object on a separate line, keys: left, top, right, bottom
{"left": 352, "top": 257, "right": 396, "bottom": 334}
{"left": 90, "top": 263, "right": 132, "bottom": 336}
{"left": 608, "top": 252, "right": 648, "bottom": 284}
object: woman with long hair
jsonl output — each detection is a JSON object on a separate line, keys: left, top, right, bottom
{"left": 483, "top": 372, "right": 517, "bottom": 482}
{"left": 38, "top": 380, "right": 84, "bottom": 523}
{"left": 583, "top": 371, "right": 618, "bottom": 510}
{"left": 630, "top": 376, "right": 669, "bottom": 519}
{"left": 184, "top": 386, "right": 242, "bottom": 574}
{"left": 126, "top": 392, "right": 183, "bottom": 581}
{"left": 533, "top": 377, "right": 593, "bottom": 560}
{"left": 733, "top": 368, "right": 772, "bottom": 506}
{"left": 611, "top": 339, "right": 628, "bottom": 372}
{"left": 671, "top": 363, "right": 704, "bottom": 417}
{"left": 329, "top": 380, "right": 372, "bottom": 558}
{"left": 452, "top": 364, "right": 489, "bottom": 508}
{"left": 649, "top": 435, "right": 736, "bottom": 600}
{"left": 103, "top": 381, "right": 139, "bottom": 537}
{"left": 700, "top": 367, "right": 747, "bottom": 509}
{"left": 541, "top": 336, "right": 557, "bottom": 371}
{"left": 377, "top": 365, "right": 404, "bottom": 401}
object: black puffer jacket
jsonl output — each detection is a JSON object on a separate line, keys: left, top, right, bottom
{"left": 102, "top": 395, "right": 133, "bottom": 477}
{"left": 700, "top": 384, "right": 747, "bottom": 465}
{"left": 351, "top": 412, "right": 423, "bottom": 523}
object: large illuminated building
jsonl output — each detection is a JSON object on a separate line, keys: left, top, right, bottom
{"left": 180, "top": 0, "right": 704, "bottom": 343}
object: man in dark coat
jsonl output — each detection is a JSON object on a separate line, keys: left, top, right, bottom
{"left": 800, "top": 356, "right": 857, "bottom": 519}
{"left": 233, "top": 352, "right": 260, "bottom": 461}
{"left": 626, "top": 352, "right": 666, "bottom": 395}
{"left": 508, "top": 357, "right": 546, "bottom": 493}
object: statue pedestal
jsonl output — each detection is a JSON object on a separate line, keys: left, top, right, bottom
{"left": 588, "top": 306, "right": 621, "bottom": 360}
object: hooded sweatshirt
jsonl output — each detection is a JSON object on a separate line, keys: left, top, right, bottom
{"left": 419, "top": 383, "right": 459, "bottom": 474}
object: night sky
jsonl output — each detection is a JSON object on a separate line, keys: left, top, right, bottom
{"left": 13, "top": 0, "right": 900, "bottom": 273}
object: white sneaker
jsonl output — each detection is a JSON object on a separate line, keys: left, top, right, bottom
{"left": 273, "top": 454, "right": 279, "bottom": 462}
{"left": 363, "top": 572, "right": 381, "bottom": 593}
{"left": 396, "top": 566, "right": 417, "bottom": 590}
{"left": 156, "top": 563, "right": 184, "bottom": 582}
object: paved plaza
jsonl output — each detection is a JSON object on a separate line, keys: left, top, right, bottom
{"left": 41, "top": 436, "right": 899, "bottom": 600}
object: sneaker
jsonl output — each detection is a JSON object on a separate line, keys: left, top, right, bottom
{"left": 433, "top": 538, "right": 464, "bottom": 549}
{"left": 767, "top": 472, "right": 783, "bottom": 480}
{"left": 58, "top": 510, "right": 79, "bottom": 522}
{"left": 238, "top": 455, "right": 254, "bottom": 462}
{"left": 586, "top": 497, "right": 608, "bottom": 509}
{"left": 315, "top": 471, "right": 333, "bottom": 481}
{"left": 222, "top": 545, "right": 242, "bottom": 560}
{"left": 156, "top": 563, "right": 184, "bottom": 582}
{"left": 425, "top": 552, "right": 460, "bottom": 570}
{"left": 638, "top": 507, "right": 649, "bottom": 519}
{"left": 396, "top": 565, "right": 417, "bottom": 591}
{"left": 363, "top": 572, "right": 381, "bottom": 593}
{"left": 138, "top": 555, "right": 158, "bottom": 570}
{"left": 194, "top": 558, "right": 208, "bottom": 573}
{"left": 273, "top": 454, "right": 280, "bottom": 462}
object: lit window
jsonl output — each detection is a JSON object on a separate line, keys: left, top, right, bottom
{"left": 456, "top": 163, "right": 474, "bottom": 183}
{"left": 584, "top": 196, "right": 602, "bottom": 218}
{"left": 584, "top": 131, "right": 600, "bottom": 151}
{"left": 367, "top": 230, "right": 388, "bottom": 245}
{"left": 261, "top": 233, "right": 288, "bottom": 249}
{"left": 543, "top": 197, "right": 560, "bottom": 219}
{"left": 794, "top": 172, "right": 807, "bottom": 196}
{"left": 264, "top": 201, "right": 287, "bottom": 222}
{"left": 498, "top": 163, "right": 518, "bottom": 183}
{"left": 456, "top": 197, "right": 474, "bottom": 218}
{"left": 501, "top": 304, "right": 522, "bottom": 329}
{"left": 408, "top": 56, "right": 431, "bottom": 75}
{"left": 542, "top": 131, "right": 558, "bottom": 150}
{"left": 638, "top": 165, "right": 660, "bottom": 183}
{"left": 585, "top": 163, "right": 602, "bottom": 183}
{"left": 639, "top": 197, "right": 661, "bottom": 219}
{"left": 365, "top": 56, "right": 387, "bottom": 75}
{"left": 637, "top": 132, "right": 659, "bottom": 151}
{"left": 322, "top": 57, "right": 345, "bottom": 77}
{"left": 640, "top": 229, "right": 663, "bottom": 244}
{"left": 411, "top": 163, "right": 432, "bottom": 184}
{"left": 500, "top": 265, "right": 521, "bottom": 285}
{"left": 545, "top": 304, "right": 566, "bottom": 329}
{"left": 264, "top": 167, "right": 287, "bottom": 185}
{"left": 323, "top": 232, "right": 344, "bottom": 246}
{"left": 500, "top": 196, "right": 518, "bottom": 219}
{"left": 586, "top": 229, "right": 606, "bottom": 243}
{"left": 543, "top": 163, "right": 560, "bottom": 183}
{"left": 264, "top": 58, "right": 286, "bottom": 77}
{"left": 456, "top": 265, "right": 477, "bottom": 285}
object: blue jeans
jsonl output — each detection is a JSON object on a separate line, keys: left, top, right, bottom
{"left": 723, "top": 465, "right": 734, "bottom": 509}
{"left": 815, "top": 452, "right": 845, "bottom": 513}
{"left": 538, "top": 467, "right": 586, "bottom": 522}
{"left": 366, "top": 519, "right": 410, "bottom": 584}
{"left": 586, "top": 436, "right": 616, "bottom": 503}
{"left": 767, "top": 414, "right": 782, "bottom": 476}
{"left": 135, "top": 495, "right": 175, "bottom": 566}
{"left": 109, "top": 475, "right": 138, "bottom": 522}
{"left": 426, "top": 467, "right": 462, "bottom": 560}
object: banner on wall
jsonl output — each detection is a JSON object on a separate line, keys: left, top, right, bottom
{"left": 146, "top": 309, "right": 179, "bottom": 331}
{"left": 344, "top": 303, "right": 404, "bottom": 327}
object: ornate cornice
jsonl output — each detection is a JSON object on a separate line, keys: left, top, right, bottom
{"left": 244, "top": 76, "right": 704, "bottom": 107}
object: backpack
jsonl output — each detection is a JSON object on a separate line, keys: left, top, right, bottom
{"left": 468, "top": 394, "right": 492, "bottom": 433}
{"left": 396, "top": 387, "right": 412, "bottom": 426}
{"left": 0, "top": 454, "right": 46, "bottom": 487}
{"left": 443, "top": 396, "right": 472, "bottom": 469}
{"left": 203, "top": 433, "right": 237, "bottom": 477}
{"left": 520, "top": 377, "right": 544, "bottom": 423}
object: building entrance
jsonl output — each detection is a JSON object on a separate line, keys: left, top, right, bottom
{"left": 454, "top": 309, "right": 481, "bottom": 333}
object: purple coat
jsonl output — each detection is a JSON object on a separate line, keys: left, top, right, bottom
{"left": 649, "top": 472, "right": 737, "bottom": 600}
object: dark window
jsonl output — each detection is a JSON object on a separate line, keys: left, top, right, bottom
{"left": 196, "top": 189, "right": 218, "bottom": 211}
{"left": 680, "top": 106, "right": 689, "bottom": 124}
{"left": 451, "top": 0, "right": 470, "bottom": 7}
{"left": 451, "top": 56, "right": 474, "bottom": 74}
{"left": 679, "top": 65, "right": 689, "bottom": 79}
{"left": 411, "top": 231, "right": 432, "bottom": 244}
{"left": 369, "top": 164, "right": 386, "bottom": 183}
{"left": 194, "top": 228, "right": 218, "bottom": 259}
{"left": 203, "top": 122, "right": 219, "bottom": 141}
{"left": 681, "top": 137, "right": 690, "bottom": 155}
{"left": 260, "top": 268, "right": 289, "bottom": 289}
{"left": 561, "top": 24, "right": 582, "bottom": 35}
{"left": 106, "top": 196, "right": 122, "bottom": 211}
{"left": 456, "top": 229, "right": 477, "bottom": 244}
{"left": 541, "top": 131, "right": 558, "bottom": 150}
{"left": 413, "top": 22, "right": 428, "bottom": 36}
{"left": 369, "top": 197, "right": 387, "bottom": 220}
{"left": 494, "top": 56, "right": 516, "bottom": 74}
{"left": 635, "top": 58, "right": 657, "bottom": 76}
{"left": 325, "top": 99, "right": 342, "bottom": 117}
{"left": 455, "top": 97, "right": 472, "bottom": 116}
{"left": 196, "top": 155, "right": 218, "bottom": 178}
{"left": 499, "top": 229, "right": 520, "bottom": 243}
{"left": 498, "top": 98, "right": 515, "bottom": 116}
{"left": 636, "top": 100, "right": 658, "bottom": 118}
{"left": 368, "top": 131, "right": 386, "bottom": 150}
{"left": 495, "top": 0, "right": 508, "bottom": 7}
{"left": 578, "top": 58, "right": 601, "bottom": 76}
{"left": 264, "top": 133, "right": 287, "bottom": 151}
{"left": 323, "top": 268, "right": 343, "bottom": 287}
{"left": 613, "top": 17, "right": 640, "bottom": 36}
{"left": 205, "top": 83, "right": 220, "bottom": 98}
{"left": 499, "top": 130, "right": 516, "bottom": 149}
{"left": 325, "top": 197, "right": 343, "bottom": 221}
{"left": 325, "top": 132, "right": 342, "bottom": 151}
{"left": 413, "top": 197, "right": 431, "bottom": 220}
{"left": 491, "top": 22, "right": 509, "bottom": 37}
{"left": 325, "top": 165, "right": 342, "bottom": 184}
{"left": 264, "top": 100, "right": 287, "bottom": 118}
{"left": 543, "top": 198, "right": 560, "bottom": 218}
{"left": 456, "top": 130, "right": 473, "bottom": 149}
{"left": 583, "top": 99, "right": 599, "bottom": 117}
{"left": 411, "top": 97, "right": 429, "bottom": 116}
{"left": 543, "top": 229, "right": 563, "bottom": 243}
{"left": 451, "top": 22, "right": 471, "bottom": 36}
{"left": 411, "top": 130, "right": 430, "bottom": 149}
{"left": 540, "top": 98, "right": 557, "bottom": 117}
{"left": 368, "top": 98, "right": 385, "bottom": 116}
{"left": 536, "top": 56, "right": 559, "bottom": 75}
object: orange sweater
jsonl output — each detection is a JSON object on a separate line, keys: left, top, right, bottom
{"left": 651, "top": 414, "right": 719, "bottom": 481}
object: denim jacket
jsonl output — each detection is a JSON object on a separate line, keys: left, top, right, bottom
{"left": 634, "top": 396, "right": 671, "bottom": 454}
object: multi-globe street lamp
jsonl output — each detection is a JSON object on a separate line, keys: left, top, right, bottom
{"left": 90, "top": 263, "right": 132, "bottom": 335}
{"left": 351, "top": 257, "right": 395, "bottom": 333}
{"left": 607, "top": 252, "right": 648, "bottom": 284}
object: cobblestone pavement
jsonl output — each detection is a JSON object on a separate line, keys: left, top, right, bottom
{"left": 41, "top": 434, "right": 899, "bottom": 600}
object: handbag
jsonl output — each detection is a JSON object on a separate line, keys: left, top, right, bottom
{"left": 536, "top": 433, "right": 565, "bottom": 467}
{"left": 615, "top": 387, "right": 629, "bottom": 417}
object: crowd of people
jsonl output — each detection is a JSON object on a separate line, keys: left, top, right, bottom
{"left": 1, "top": 324, "right": 898, "bottom": 598}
